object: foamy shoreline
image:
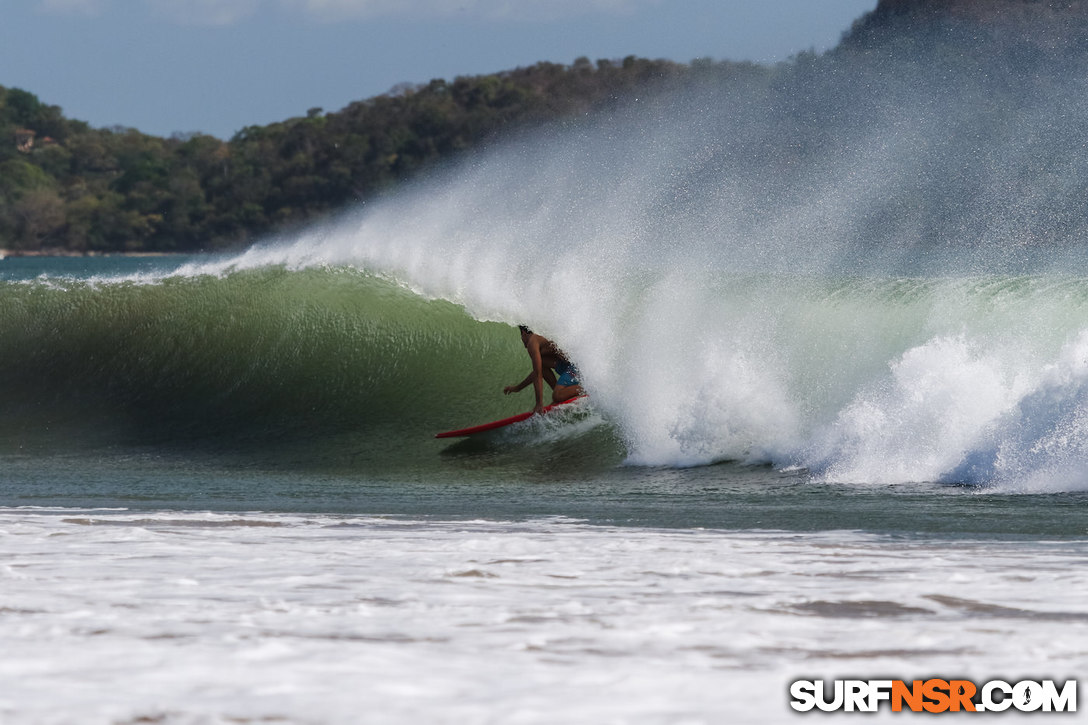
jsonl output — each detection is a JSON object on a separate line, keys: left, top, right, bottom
{"left": 2, "top": 509, "right": 1084, "bottom": 724}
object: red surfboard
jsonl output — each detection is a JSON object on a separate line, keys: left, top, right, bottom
{"left": 435, "top": 396, "right": 588, "bottom": 439}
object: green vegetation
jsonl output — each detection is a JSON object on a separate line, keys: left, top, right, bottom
{"left": 8, "top": 0, "right": 1088, "bottom": 256}
{"left": 0, "top": 57, "right": 765, "bottom": 254}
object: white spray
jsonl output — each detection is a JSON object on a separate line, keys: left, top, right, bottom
{"left": 185, "top": 34, "right": 1088, "bottom": 487}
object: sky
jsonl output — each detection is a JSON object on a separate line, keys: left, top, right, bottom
{"left": 3, "top": 0, "right": 878, "bottom": 140}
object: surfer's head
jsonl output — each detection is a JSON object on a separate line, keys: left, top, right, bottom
{"left": 517, "top": 325, "right": 532, "bottom": 345}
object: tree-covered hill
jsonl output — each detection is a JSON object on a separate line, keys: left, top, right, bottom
{"left": 11, "top": 0, "right": 1086, "bottom": 258}
{"left": 0, "top": 57, "right": 765, "bottom": 254}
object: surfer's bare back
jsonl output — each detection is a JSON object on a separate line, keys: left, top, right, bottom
{"left": 504, "top": 326, "right": 584, "bottom": 415}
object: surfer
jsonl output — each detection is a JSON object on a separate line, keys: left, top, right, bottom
{"left": 504, "top": 326, "right": 584, "bottom": 415}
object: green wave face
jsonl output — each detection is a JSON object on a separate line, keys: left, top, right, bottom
{"left": 9, "top": 257, "right": 1088, "bottom": 491}
{"left": 0, "top": 267, "right": 570, "bottom": 463}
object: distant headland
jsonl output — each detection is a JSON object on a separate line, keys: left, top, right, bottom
{"left": 0, "top": 57, "right": 757, "bottom": 256}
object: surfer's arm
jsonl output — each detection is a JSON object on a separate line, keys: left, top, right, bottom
{"left": 527, "top": 336, "right": 546, "bottom": 414}
{"left": 503, "top": 334, "right": 553, "bottom": 414}
{"left": 504, "top": 372, "right": 536, "bottom": 395}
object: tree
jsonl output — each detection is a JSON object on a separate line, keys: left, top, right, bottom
{"left": 0, "top": 57, "right": 770, "bottom": 252}
{"left": 13, "top": 188, "right": 65, "bottom": 248}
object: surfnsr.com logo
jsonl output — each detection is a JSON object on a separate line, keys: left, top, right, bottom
{"left": 790, "top": 679, "right": 1077, "bottom": 713}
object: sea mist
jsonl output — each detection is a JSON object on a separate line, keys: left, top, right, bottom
{"left": 196, "top": 3, "right": 1088, "bottom": 488}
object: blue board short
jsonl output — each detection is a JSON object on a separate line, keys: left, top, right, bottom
{"left": 555, "top": 360, "right": 580, "bottom": 387}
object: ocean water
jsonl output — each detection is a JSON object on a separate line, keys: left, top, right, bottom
{"left": 7, "top": 37, "right": 1088, "bottom": 720}
{"left": 0, "top": 251, "right": 1085, "bottom": 724}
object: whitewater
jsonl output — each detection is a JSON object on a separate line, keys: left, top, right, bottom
{"left": 4, "top": 16, "right": 1088, "bottom": 722}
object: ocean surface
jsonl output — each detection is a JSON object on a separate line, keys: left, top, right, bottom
{"left": 0, "top": 251, "right": 1085, "bottom": 724}
{"left": 10, "top": 19, "right": 1088, "bottom": 719}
